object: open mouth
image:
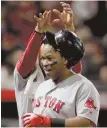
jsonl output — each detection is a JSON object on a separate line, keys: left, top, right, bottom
{"left": 44, "top": 68, "right": 52, "bottom": 72}
{"left": 43, "top": 67, "right": 52, "bottom": 72}
{"left": 44, "top": 69, "right": 52, "bottom": 76}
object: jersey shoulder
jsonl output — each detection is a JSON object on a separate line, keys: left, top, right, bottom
{"left": 79, "top": 74, "right": 96, "bottom": 87}
{"left": 77, "top": 74, "right": 100, "bottom": 96}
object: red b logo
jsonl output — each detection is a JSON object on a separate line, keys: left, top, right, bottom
{"left": 85, "top": 98, "right": 97, "bottom": 111}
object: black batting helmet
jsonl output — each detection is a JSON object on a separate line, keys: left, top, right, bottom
{"left": 42, "top": 29, "right": 85, "bottom": 68}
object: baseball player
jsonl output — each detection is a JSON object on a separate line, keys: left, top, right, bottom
{"left": 14, "top": 2, "right": 100, "bottom": 127}
{"left": 14, "top": 2, "right": 81, "bottom": 127}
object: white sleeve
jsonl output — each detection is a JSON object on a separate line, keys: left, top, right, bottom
{"left": 24, "top": 65, "right": 44, "bottom": 95}
{"left": 76, "top": 82, "right": 100, "bottom": 126}
{"left": 14, "top": 68, "right": 32, "bottom": 126}
{"left": 14, "top": 68, "right": 29, "bottom": 91}
{"left": 14, "top": 66, "right": 44, "bottom": 126}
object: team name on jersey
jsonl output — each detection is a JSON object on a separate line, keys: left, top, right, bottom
{"left": 32, "top": 96, "right": 65, "bottom": 114}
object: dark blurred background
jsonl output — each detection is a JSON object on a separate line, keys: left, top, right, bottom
{"left": 1, "top": 1, "right": 107, "bottom": 127}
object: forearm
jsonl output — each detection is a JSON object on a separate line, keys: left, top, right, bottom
{"left": 50, "top": 117, "right": 93, "bottom": 127}
{"left": 65, "top": 116, "right": 94, "bottom": 127}
{"left": 16, "top": 31, "right": 44, "bottom": 78}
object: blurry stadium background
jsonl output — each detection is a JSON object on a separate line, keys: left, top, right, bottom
{"left": 1, "top": 1, "right": 107, "bottom": 127}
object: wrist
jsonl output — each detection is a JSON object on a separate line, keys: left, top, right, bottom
{"left": 39, "top": 115, "right": 51, "bottom": 127}
{"left": 35, "top": 26, "right": 44, "bottom": 34}
{"left": 34, "top": 30, "right": 45, "bottom": 35}
{"left": 42, "top": 116, "right": 65, "bottom": 127}
{"left": 51, "top": 118, "right": 65, "bottom": 127}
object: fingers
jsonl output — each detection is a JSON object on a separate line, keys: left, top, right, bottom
{"left": 34, "top": 11, "right": 48, "bottom": 22}
{"left": 42, "top": 11, "right": 51, "bottom": 24}
{"left": 26, "top": 123, "right": 32, "bottom": 127}
{"left": 61, "top": 2, "right": 73, "bottom": 21}
{"left": 64, "top": 8, "right": 73, "bottom": 15}
{"left": 21, "top": 113, "right": 31, "bottom": 119}
{"left": 23, "top": 116, "right": 30, "bottom": 122}
{"left": 64, "top": 8, "right": 72, "bottom": 12}
{"left": 60, "top": 2, "right": 70, "bottom": 8}
{"left": 47, "top": 11, "right": 51, "bottom": 23}
{"left": 60, "top": 2, "right": 73, "bottom": 15}
{"left": 43, "top": 11, "right": 47, "bottom": 18}
{"left": 23, "top": 119, "right": 30, "bottom": 127}
{"left": 34, "top": 10, "right": 52, "bottom": 33}
{"left": 53, "top": 9, "right": 61, "bottom": 18}
{"left": 37, "top": 11, "right": 51, "bottom": 22}
{"left": 39, "top": 13, "right": 43, "bottom": 19}
{"left": 34, "top": 15, "right": 40, "bottom": 22}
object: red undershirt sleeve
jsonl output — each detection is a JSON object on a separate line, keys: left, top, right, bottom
{"left": 16, "top": 31, "right": 44, "bottom": 78}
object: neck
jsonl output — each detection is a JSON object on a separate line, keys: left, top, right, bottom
{"left": 53, "top": 69, "right": 74, "bottom": 84}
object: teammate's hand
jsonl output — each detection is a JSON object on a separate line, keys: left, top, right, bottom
{"left": 53, "top": 2, "right": 75, "bottom": 32}
{"left": 34, "top": 11, "right": 51, "bottom": 33}
{"left": 22, "top": 113, "right": 51, "bottom": 127}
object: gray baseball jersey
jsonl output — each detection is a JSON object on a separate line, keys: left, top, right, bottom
{"left": 14, "top": 67, "right": 100, "bottom": 126}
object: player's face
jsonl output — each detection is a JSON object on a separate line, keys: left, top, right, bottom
{"left": 40, "top": 44, "right": 68, "bottom": 80}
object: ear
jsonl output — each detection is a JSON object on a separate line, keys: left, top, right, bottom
{"left": 63, "top": 57, "right": 68, "bottom": 65}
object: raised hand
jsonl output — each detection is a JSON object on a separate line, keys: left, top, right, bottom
{"left": 34, "top": 11, "right": 51, "bottom": 33}
{"left": 53, "top": 2, "right": 75, "bottom": 32}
